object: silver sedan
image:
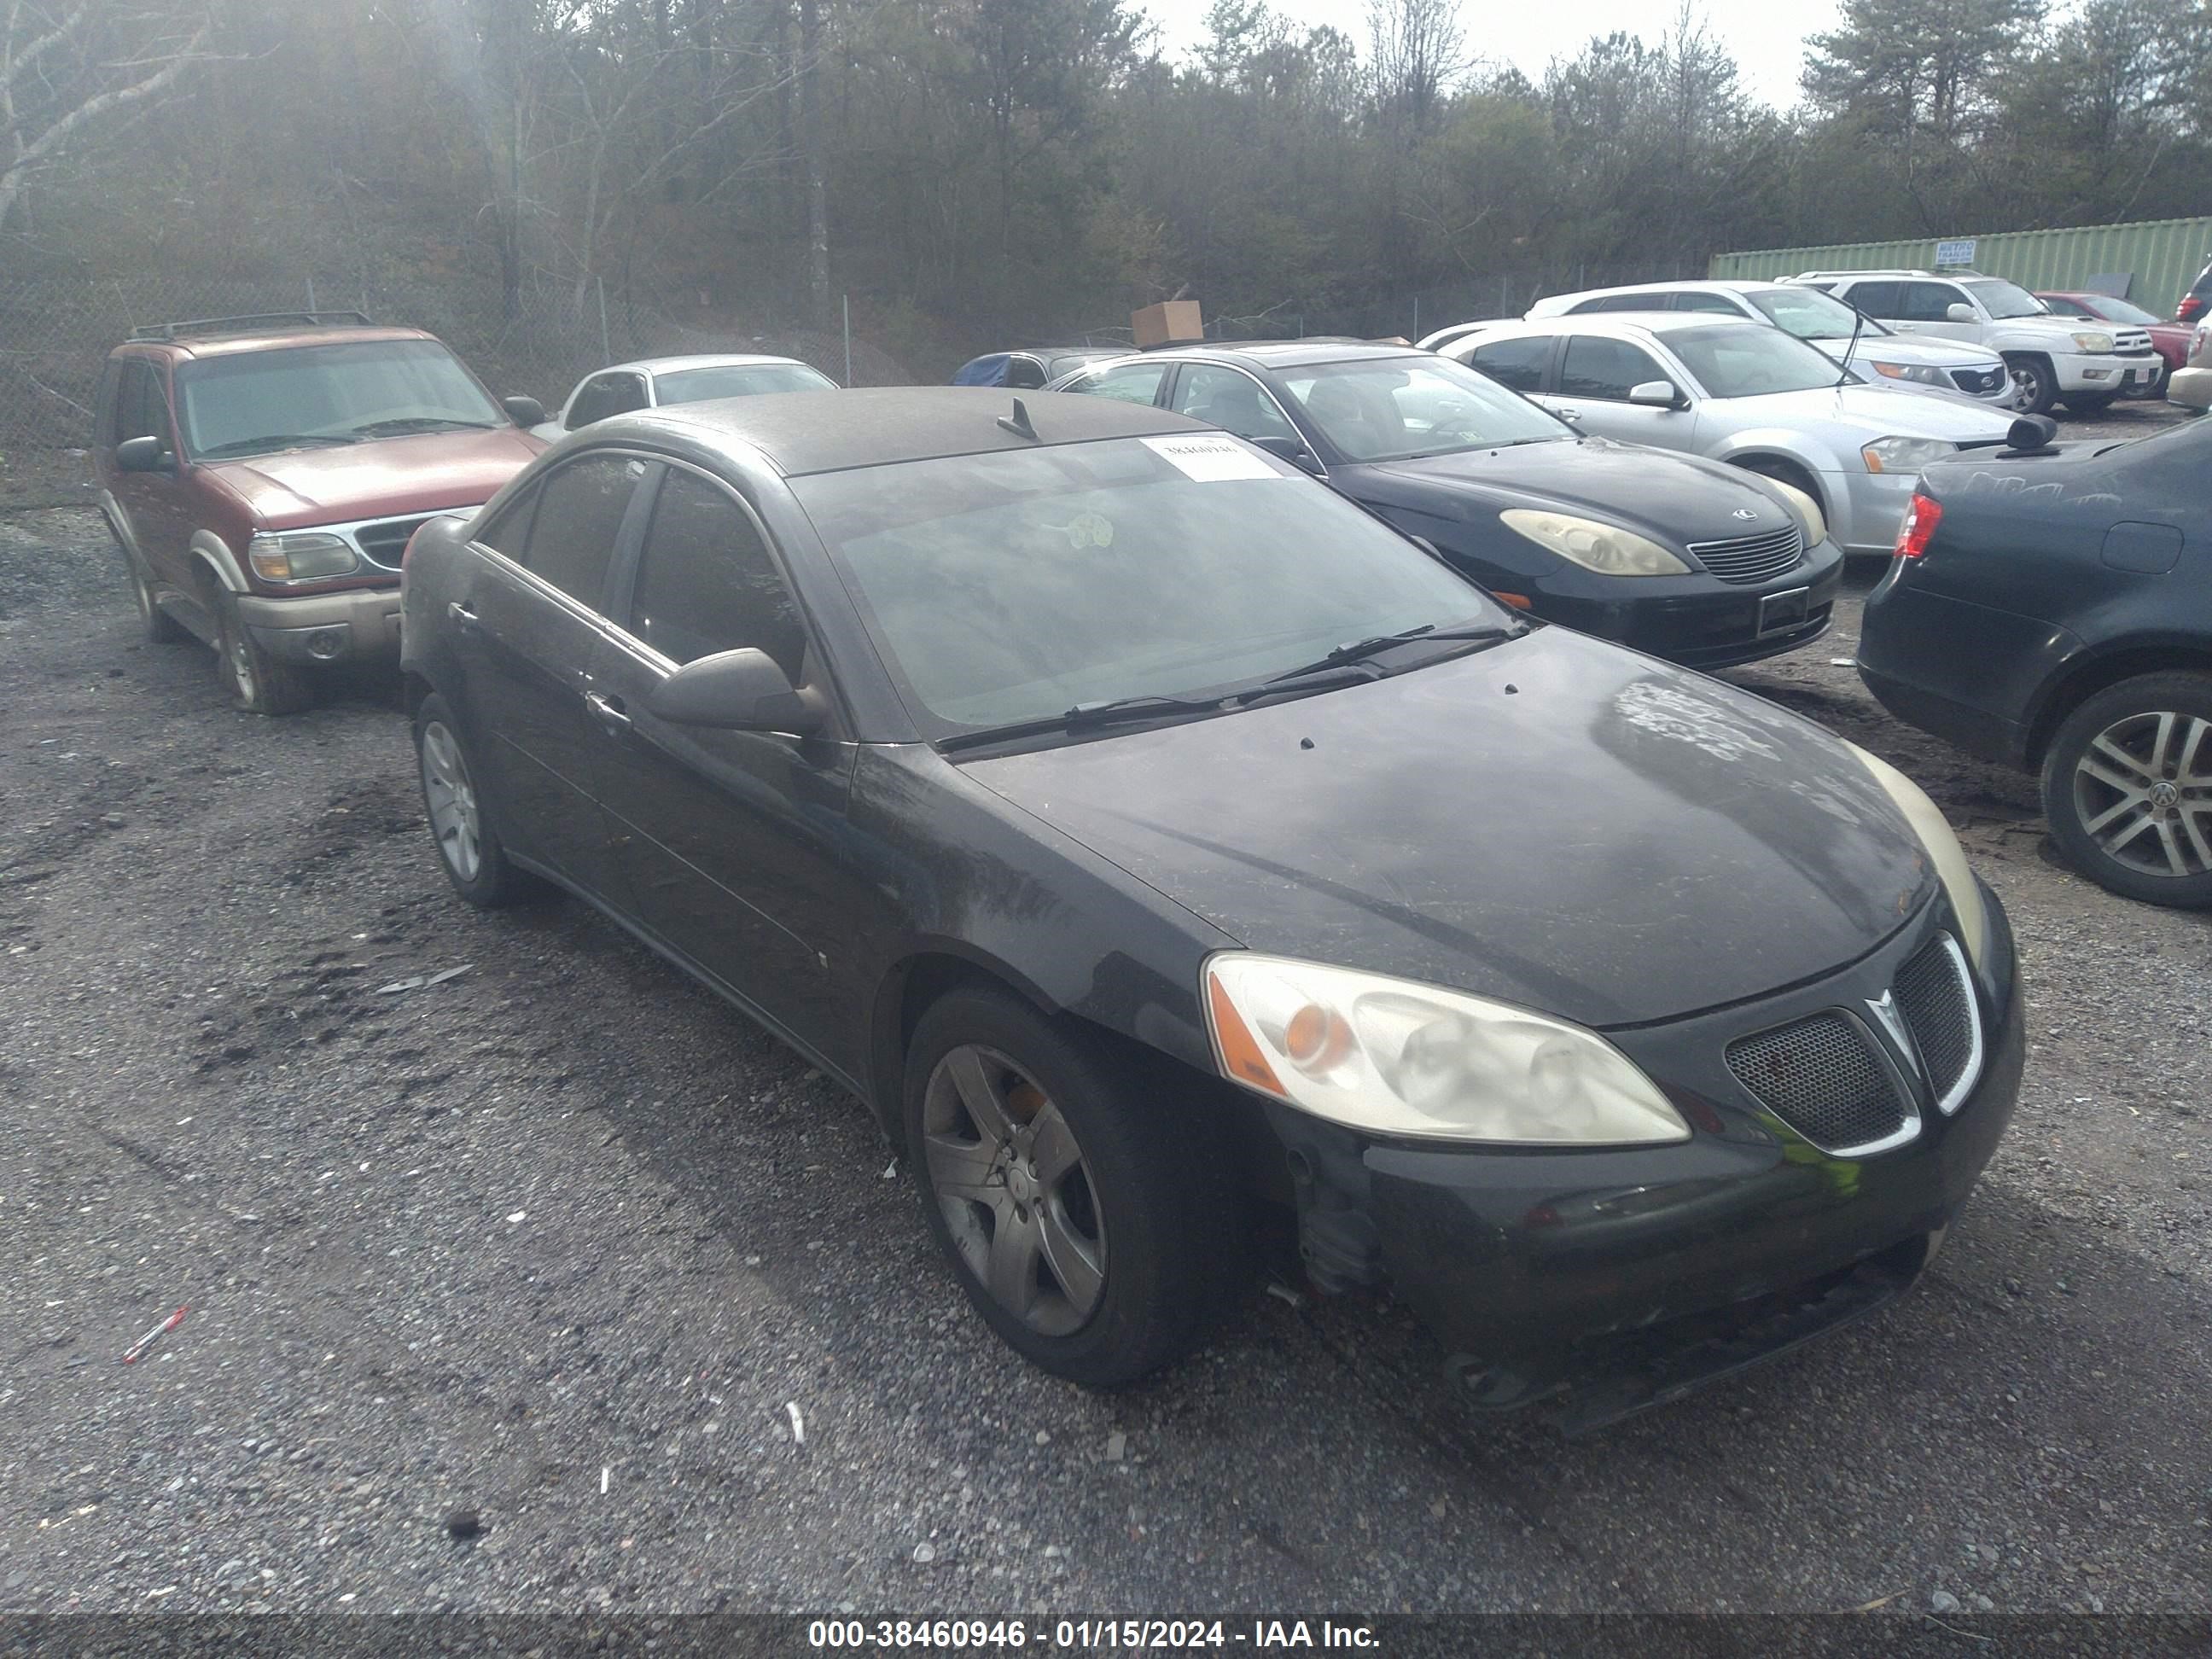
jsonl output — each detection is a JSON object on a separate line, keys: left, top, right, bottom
{"left": 1441, "top": 313, "right": 2019, "bottom": 555}
{"left": 531, "top": 352, "right": 838, "bottom": 441}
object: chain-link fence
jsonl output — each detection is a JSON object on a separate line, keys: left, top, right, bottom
{"left": 0, "top": 265, "right": 913, "bottom": 509}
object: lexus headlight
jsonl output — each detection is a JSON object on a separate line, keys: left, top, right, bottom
{"left": 1848, "top": 742, "right": 1989, "bottom": 971}
{"left": 1499, "top": 509, "right": 1689, "bottom": 577}
{"left": 247, "top": 532, "right": 358, "bottom": 582}
{"left": 1757, "top": 476, "right": 1827, "bottom": 545}
{"left": 1203, "top": 954, "right": 1690, "bottom": 1145}
{"left": 1860, "top": 436, "right": 1956, "bottom": 475}
{"left": 1869, "top": 360, "right": 1946, "bottom": 387}
{"left": 2069, "top": 331, "right": 2115, "bottom": 354}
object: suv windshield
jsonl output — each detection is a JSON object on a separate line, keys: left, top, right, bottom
{"left": 1278, "top": 355, "right": 1567, "bottom": 462}
{"left": 176, "top": 339, "right": 504, "bottom": 460}
{"left": 1963, "top": 279, "right": 2046, "bottom": 320}
{"left": 795, "top": 435, "right": 1508, "bottom": 733}
{"left": 654, "top": 362, "right": 835, "bottom": 404}
{"left": 1748, "top": 287, "right": 1890, "bottom": 341}
{"left": 1665, "top": 323, "right": 1845, "bottom": 398}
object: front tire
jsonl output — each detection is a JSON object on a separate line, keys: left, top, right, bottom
{"left": 2005, "top": 354, "right": 2057, "bottom": 416}
{"left": 414, "top": 692, "right": 540, "bottom": 907}
{"left": 208, "top": 578, "right": 312, "bottom": 714}
{"left": 903, "top": 988, "right": 1243, "bottom": 1388}
{"left": 2040, "top": 672, "right": 2212, "bottom": 909}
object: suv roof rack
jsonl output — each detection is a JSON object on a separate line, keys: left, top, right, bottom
{"left": 129, "top": 311, "right": 376, "bottom": 342}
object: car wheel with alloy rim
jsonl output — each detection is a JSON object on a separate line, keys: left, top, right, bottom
{"left": 413, "top": 691, "right": 540, "bottom": 906}
{"left": 2005, "top": 355, "right": 2056, "bottom": 416}
{"left": 207, "top": 576, "right": 312, "bottom": 715}
{"left": 2041, "top": 672, "right": 2212, "bottom": 908}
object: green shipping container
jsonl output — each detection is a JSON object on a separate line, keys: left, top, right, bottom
{"left": 1709, "top": 216, "right": 2212, "bottom": 321}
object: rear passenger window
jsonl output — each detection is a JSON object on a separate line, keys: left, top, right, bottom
{"left": 522, "top": 455, "right": 643, "bottom": 608}
{"left": 627, "top": 469, "right": 806, "bottom": 676}
{"left": 1844, "top": 282, "right": 1901, "bottom": 318}
{"left": 1464, "top": 335, "right": 1551, "bottom": 392}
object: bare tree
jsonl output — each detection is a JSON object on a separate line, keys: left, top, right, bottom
{"left": 1, "top": 2, "right": 212, "bottom": 230}
{"left": 1365, "top": 0, "right": 1463, "bottom": 147}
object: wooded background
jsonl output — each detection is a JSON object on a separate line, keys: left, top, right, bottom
{"left": 3, "top": 0, "right": 2208, "bottom": 388}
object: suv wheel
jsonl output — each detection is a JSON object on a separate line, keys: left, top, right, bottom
{"left": 128, "top": 552, "right": 189, "bottom": 644}
{"left": 2004, "top": 354, "right": 2056, "bottom": 416}
{"left": 207, "top": 578, "right": 312, "bottom": 715}
{"left": 413, "top": 693, "right": 540, "bottom": 907}
{"left": 2040, "top": 672, "right": 2212, "bottom": 908}
{"left": 903, "top": 988, "right": 1243, "bottom": 1388}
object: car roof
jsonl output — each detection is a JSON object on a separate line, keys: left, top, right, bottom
{"left": 600, "top": 353, "right": 817, "bottom": 376}
{"left": 1488, "top": 311, "right": 1738, "bottom": 338}
{"left": 120, "top": 323, "right": 438, "bottom": 360}
{"left": 1536, "top": 279, "right": 1786, "bottom": 306}
{"left": 1126, "top": 340, "right": 1423, "bottom": 370}
{"left": 617, "top": 386, "right": 1208, "bottom": 477}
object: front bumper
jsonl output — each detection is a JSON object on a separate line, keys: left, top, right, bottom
{"left": 2050, "top": 349, "right": 2160, "bottom": 396}
{"left": 1267, "top": 887, "right": 2022, "bottom": 1431}
{"left": 238, "top": 585, "right": 403, "bottom": 665}
{"left": 1528, "top": 541, "right": 1844, "bottom": 670}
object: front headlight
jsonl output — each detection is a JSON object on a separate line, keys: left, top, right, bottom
{"left": 1757, "top": 476, "right": 1827, "bottom": 545}
{"left": 1203, "top": 954, "right": 1691, "bottom": 1145}
{"left": 1499, "top": 509, "right": 1690, "bottom": 577}
{"left": 2069, "top": 331, "right": 2115, "bottom": 354}
{"left": 247, "top": 532, "right": 358, "bottom": 582}
{"left": 1848, "top": 743, "right": 1989, "bottom": 971}
{"left": 1860, "top": 435, "right": 1957, "bottom": 474}
{"left": 1869, "top": 360, "right": 1946, "bottom": 387}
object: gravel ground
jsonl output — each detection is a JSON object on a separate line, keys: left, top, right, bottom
{"left": 3, "top": 403, "right": 2209, "bottom": 1620}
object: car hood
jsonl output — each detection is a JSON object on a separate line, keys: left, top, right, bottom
{"left": 962, "top": 627, "right": 1936, "bottom": 1028}
{"left": 1709, "top": 382, "right": 2016, "bottom": 441}
{"left": 1808, "top": 334, "right": 2004, "bottom": 369}
{"left": 1357, "top": 438, "right": 1804, "bottom": 550}
{"left": 204, "top": 427, "right": 544, "bottom": 528}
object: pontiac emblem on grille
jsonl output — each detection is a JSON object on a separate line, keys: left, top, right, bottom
{"left": 1865, "top": 990, "right": 1919, "bottom": 1075}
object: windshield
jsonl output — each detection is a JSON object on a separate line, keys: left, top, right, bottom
{"left": 175, "top": 340, "right": 504, "bottom": 459}
{"left": 1278, "top": 355, "right": 1567, "bottom": 461}
{"left": 2069, "top": 295, "right": 2161, "bottom": 328}
{"left": 1964, "top": 279, "right": 2046, "bottom": 319}
{"left": 1748, "top": 287, "right": 1890, "bottom": 341}
{"left": 1664, "top": 324, "right": 1845, "bottom": 399}
{"left": 794, "top": 435, "right": 1507, "bottom": 734}
{"left": 654, "top": 363, "right": 836, "bottom": 403}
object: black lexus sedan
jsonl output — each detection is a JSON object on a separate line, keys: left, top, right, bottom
{"left": 1048, "top": 342, "right": 1842, "bottom": 669}
{"left": 1858, "top": 413, "right": 2212, "bottom": 909}
{"left": 400, "top": 388, "right": 2022, "bottom": 1428}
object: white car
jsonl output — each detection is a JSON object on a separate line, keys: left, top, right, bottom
{"left": 532, "top": 352, "right": 838, "bottom": 441}
{"left": 1516, "top": 281, "right": 2015, "bottom": 406}
{"left": 1441, "top": 312, "right": 2017, "bottom": 556}
{"left": 1780, "top": 271, "right": 2159, "bottom": 416}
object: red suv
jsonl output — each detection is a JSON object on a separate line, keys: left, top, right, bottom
{"left": 95, "top": 312, "right": 546, "bottom": 713}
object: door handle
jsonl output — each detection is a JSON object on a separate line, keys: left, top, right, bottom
{"left": 585, "top": 690, "right": 632, "bottom": 736}
{"left": 446, "top": 600, "right": 482, "bottom": 636}
{"left": 1553, "top": 406, "right": 1582, "bottom": 421}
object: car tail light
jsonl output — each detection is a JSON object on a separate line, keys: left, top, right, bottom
{"left": 2180, "top": 294, "right": 2206, "bottom": 324}
{"left": 1894, "top": 492, "right": 1942, "bottom": 560}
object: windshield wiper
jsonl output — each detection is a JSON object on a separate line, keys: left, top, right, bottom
{"left": 195, "top": 434, "right": 354, "bottom": 459}
{"left": 937, "top": 693, "right": 1229, "bottom": 753}
{"left": 1260, "top": 621, "right": 1517, "bottom": 684}
{"left": 349, "top": 416, "right": 501, "bottom": 437}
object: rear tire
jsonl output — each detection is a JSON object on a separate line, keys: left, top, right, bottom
{"left": 903, "top": 987, "right": 1244, "bottom": 1388}
{"left": 413, "top": 692, "right": 540, "bottom": 907}
{"left": 207, "top": 575, "right": 313, "bottom": 715}
{"left": 2040, "top": 672, "right": 2212, "bottom": 909}
{"left": 2004, "top": 354, "right": 2057, "bottom": 416}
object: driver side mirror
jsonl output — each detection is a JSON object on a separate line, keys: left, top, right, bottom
{"left": 1945, "top": 304, "right": 1976, "bottom": 324}
{"left": 1627, "top": 380, "right": 1685, "bottom": 410}
{"left": 503, "top": 394, "right": 546, "bottom": 428}
{"left": 114, "top": 434, "right": 172, "bottom": 473}
{"left": 646, "top": 647, "right": 824, "bottom": 735}
{"left": 1252, "top": 434, "right": 1324, "bottom": 475}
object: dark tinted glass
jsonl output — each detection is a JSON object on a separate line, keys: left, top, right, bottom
{"left": 522, "top": 455, "right": 643, "bottom": 607}
{"left": 473, "top": 483, "right": 538, "bottom": 559}
{"left": 1899, "top": 282, "right": 1964, "bottom": 323}
{"left": 1846, "top": 281, "right": 1902, "bottom": 317}
{"left": 568, "top": 373, "right": 648, "bottom": 428}
{"left": 1558, "top": 336, "right": 1666, "bottom": 400}
{"left": 1465, "top": 335, "right": 1551, "bottom": 392}
{"left": 629, "top": 469, "right": 806, "bottom": 675}
{"left": 115, "top": 362, "right": 168, "bottom": 445}
{"left": 1005, "top": 357, "right": 1050, "bottom": 389}
{"left": 1170, "top": 365, "right": 1298, "bottom": 442}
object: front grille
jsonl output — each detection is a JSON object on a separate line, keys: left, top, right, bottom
{"left": 1950, "top": 366, "right": 2007, "bottom": 395}
{"left": 2113, "top": 329, "right": 2153, "bottom": 354}
{"left": 1685, "top": 525, "right": 1805, "bottom": 585}
{"left": 353, "top": 515, "right": 435, "bottom": 570}
{"left": 1726, "top": 1013, "right": 1909, "bottom": 1153}
{"left": 1891, "top": 933, "right": 1980, "bottom": 1113}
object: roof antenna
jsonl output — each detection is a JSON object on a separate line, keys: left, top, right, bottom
{"left": 997, "top": 397, "right": 1039, "bottom": 440}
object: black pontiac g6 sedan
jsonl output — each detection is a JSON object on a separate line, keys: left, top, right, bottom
{"left": 400, "top": 388, "right": 2022, "bottom": 1428}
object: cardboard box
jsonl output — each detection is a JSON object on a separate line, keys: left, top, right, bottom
{"left": 1132, "top": 300, "right": 1203, "bottom": 348}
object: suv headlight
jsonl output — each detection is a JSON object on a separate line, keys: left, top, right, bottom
{"left": 1848, "top": 742, "right": 1989, "bottom": 971}
{"left": 1499, "top": 509, "right": 1689, "bottom": 577}
{"left": 247, "top": 532, "right": 358, "bottom": 582}
{"left": 1869, "top": 359, "right": 1946, "bottom": 387}
{"left": 1756, "top": 476, "right": 1827, "bottom": 545}
{"left": 2069, "top": 331, "right": 2115, "bottom": 354}
{"left": 1860, "top": 436, "right": 1956, "bottom": 474}
{"left": 1204, "top": 954, "right": 1691, "bottom": 1145}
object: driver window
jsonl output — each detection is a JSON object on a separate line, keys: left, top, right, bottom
{"left": 1076, "top": 363, "right": 1167, "bottom": 405}
{"left": 1900, "top": 282, "right": 1966, "bottom": 323}
{"left": 1169, "top": 365, "right": 1296, "bottom": 443}
{"left": 627, "top": 469, "right": 806, "bottom": 675}
{"left": 568, "top": 373, "right": 648, "bottom": 428}
{"left": 1004, "top": 357, "right": 1050, "bottom": 390}
{"left": 113, "top": 361, "right": 172, "bottom": 448}
{"left": 1558, "top": 337, "right": 1667, "bottom": 401}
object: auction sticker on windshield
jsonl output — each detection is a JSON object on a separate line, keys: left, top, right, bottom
{"left": 1142, "top": 433, "right": 1280, "bottom": 481}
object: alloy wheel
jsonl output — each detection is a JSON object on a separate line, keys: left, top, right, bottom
{"left": 2072, "top": 710, "right": 2212, "bottom": 880}
{"left": 921, "top": 1043, "right": 1106, "bottom": 1336}
{"left": 2008, "top": 360, "right": 2049, "bottom": 412}
{"left": 420, "top": 719, "right": 483, "bottom": 882}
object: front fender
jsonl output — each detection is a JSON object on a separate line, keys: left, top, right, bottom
{"left": 1707, "top": 429, "right": 1846, "bottom": 476}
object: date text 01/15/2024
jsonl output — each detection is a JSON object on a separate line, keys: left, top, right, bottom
{"left": 805, "top": 1619, "right": 1382, "bottom": 1650}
